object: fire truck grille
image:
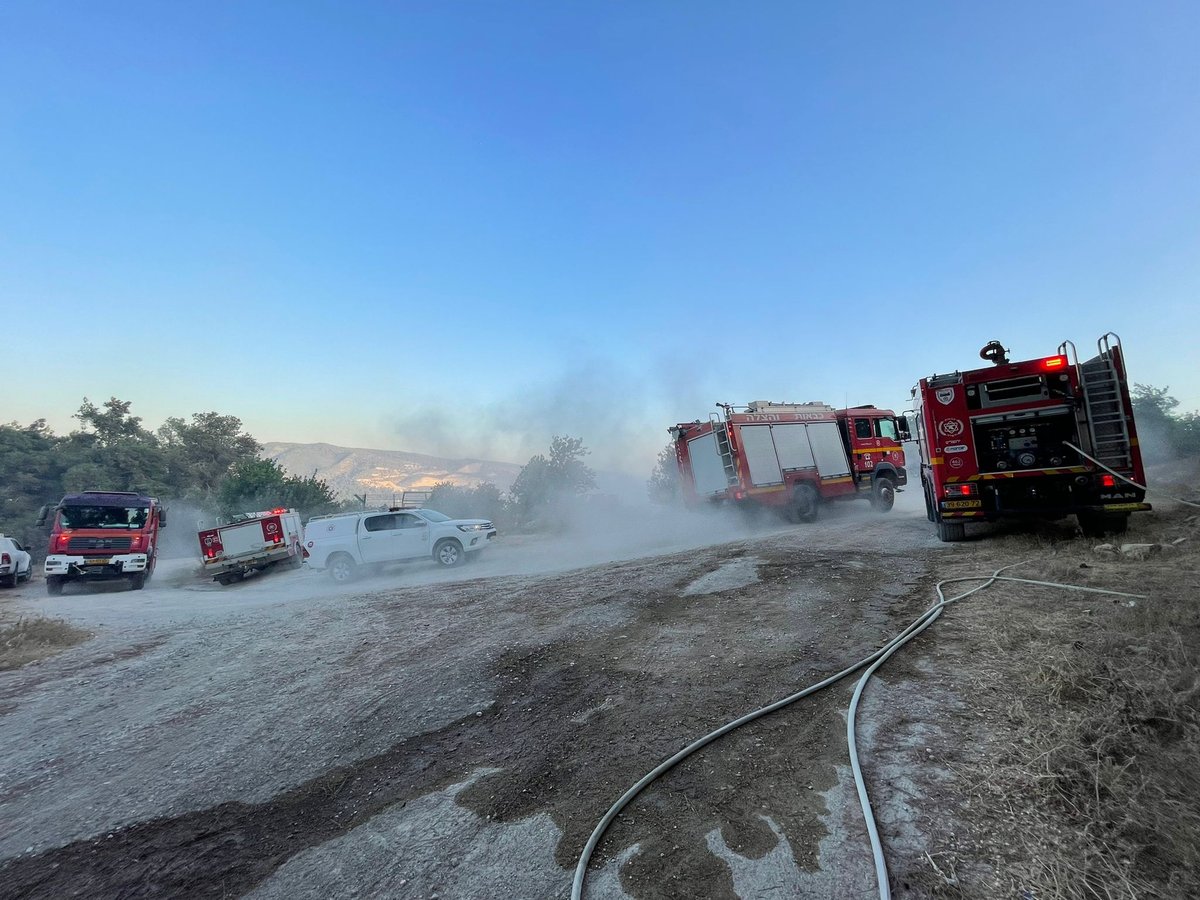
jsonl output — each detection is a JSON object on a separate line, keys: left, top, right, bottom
{"left": 69, "top": 536, "right": 133, "bottom": 552}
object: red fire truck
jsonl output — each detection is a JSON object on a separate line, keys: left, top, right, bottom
{"left": 38, "top": 491, "right": 167, "bottom": 594}
{"left": 198, "top": 508, "right": 304, "bottom": 586}
{"left": 670, "top": 401, "right": 908, "bottom": 521}
{"left": 912, "top": 334, "right": 1150, "bottom": 542}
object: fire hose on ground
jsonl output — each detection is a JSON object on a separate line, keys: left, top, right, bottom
{"left": 571, "top": 565, "right": 1149, "bottom": 900}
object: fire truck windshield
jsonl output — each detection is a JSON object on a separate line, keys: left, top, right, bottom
{"left": 59, "top": 506, "right": 150, "bottom": 530}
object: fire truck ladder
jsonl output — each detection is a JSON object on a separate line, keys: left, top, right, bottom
{"left": 710, "top": 413, "right": 739, "bottom": 486}
{"left": 1067, "top": 333, "right": 1135, "bottom": 475}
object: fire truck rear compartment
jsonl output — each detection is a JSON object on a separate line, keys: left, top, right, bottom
{"left": 970, "top": 406, "right": 1080, "bottom": 472}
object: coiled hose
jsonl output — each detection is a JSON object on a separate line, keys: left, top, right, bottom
{"left": 572, "top": 565, "right": 1147, "bottom": 899}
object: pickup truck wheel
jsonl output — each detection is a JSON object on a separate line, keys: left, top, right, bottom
{"left": 870, "top": 476, "right": 896, "bottom": 512}
{"left": 328, "top": 554, "right": 358, "bottom": 583}
{"left": 46, "top": 576, "right": 65, "bottom": 596}
{"left": 1, "top": 572, "right": 16, "bottom": 588}
{"left": 434, "top": 539, "right": 464, "bottom": 567}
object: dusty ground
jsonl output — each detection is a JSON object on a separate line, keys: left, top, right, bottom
{"left": 0, "top": 486, "right": 1194, "bottom": 899}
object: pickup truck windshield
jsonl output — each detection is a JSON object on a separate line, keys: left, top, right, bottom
{"left": 414, "top": 509, "right": 450, "bottom": 523}
{"left": 59, "top": 506, "right": 149, "bottom": 530}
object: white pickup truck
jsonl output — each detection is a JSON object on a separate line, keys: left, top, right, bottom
{"left": 303, "top": 507, "right": 496, "bottom": 582}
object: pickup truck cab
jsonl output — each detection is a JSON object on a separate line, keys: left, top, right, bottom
{"left": 304, "top": 507, "right": 496, "bottom": 582}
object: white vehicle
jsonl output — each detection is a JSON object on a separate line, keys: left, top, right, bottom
{"left": 0, "top": 535, "right": 33, "bottom": 588}
{"left": 303, "top": 508, "right": 497, "bottom": 582}
{"left": 198, "top": 508, "right": 305, "bottom": 586}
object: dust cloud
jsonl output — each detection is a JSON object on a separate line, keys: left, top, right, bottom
{"left": 386, "top": 357, "right": 718, "bottom": 481}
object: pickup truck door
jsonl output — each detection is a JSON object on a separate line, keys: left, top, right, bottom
{"left": 358, "top": 513, "right": 429, "bottom": 563}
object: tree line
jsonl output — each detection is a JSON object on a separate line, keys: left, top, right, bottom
{"left": 0, "top": 398, "right": 338, "bottom": 550}
{"left": 1, "top": 398, "right": 606, "bottom": 552}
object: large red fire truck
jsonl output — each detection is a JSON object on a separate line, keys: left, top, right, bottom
{"left": 913, "top": 333, "right": 1150, "bottom": 542}
{"left": 38, "top": 491, "right": 167, "bottom": 594}
{"left": 670, "top": 401, "right": 908, "bottom": 521}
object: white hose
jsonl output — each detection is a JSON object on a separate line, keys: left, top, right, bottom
{"left": 572, "top": 567, "right": 1147, "bottom": 900}
{"left": 1064, "top": 441, "right": 1200, "bottom": 509}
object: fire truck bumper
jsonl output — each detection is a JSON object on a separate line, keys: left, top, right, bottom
{"left": 939, "top": 501, "right": 1152, "bottom": 519}
{"left": 45, "top": 553, "right": 151, "bottom": 579}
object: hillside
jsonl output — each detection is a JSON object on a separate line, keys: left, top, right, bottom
{"left": 261, "top": 441, "right": 523, "bottom": 503}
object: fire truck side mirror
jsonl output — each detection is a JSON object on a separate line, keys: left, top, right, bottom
{"left": 36, "top": 505, "right": 51, "bottom": 527}
{"left": 159, "top": 508, "right": 168, "bottom": 527}
{"left": 897, "top": 417, "right": 913, "bottom": 442}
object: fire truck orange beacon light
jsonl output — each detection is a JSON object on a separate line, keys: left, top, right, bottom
{"left": 1041, "top": 356, "right": 1066, "bottom": 370}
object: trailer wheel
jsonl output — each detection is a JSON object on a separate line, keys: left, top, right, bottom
{"left": 328, "top": 554, "right": 358, "bottom": 583}
{"left": 216, "top": 573, "right": 243, "bottom": 586}
{"left": 793, "top": 484, "right": 819, "bottom": 523}
{"left": 46, "top": 576, "right": 65, "bottom": 596}
{"left": 1077, "top": 512, "right": 1129, "bottom": 538}
{"left": 936, "top": 520, "right": 966, "bottom": 542}
{"left": 434, "top": 538, "right": 465, "bottom": 567}
{"left": 129, "top": 572, "right": 147, "bottom": 591}
{"left": 870, "top": 476, "right": 896, "bottom": 512}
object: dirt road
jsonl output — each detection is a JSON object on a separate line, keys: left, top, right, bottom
{"left": 0, "top": 490, "right": 1077, "bottom": 898}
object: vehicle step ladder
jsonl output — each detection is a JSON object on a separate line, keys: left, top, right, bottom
{"left": 710, "top": 413, "right": 739, "bottom": 486}
{"left": 1075, "top": 333, "right": 1134, "bottom": 474}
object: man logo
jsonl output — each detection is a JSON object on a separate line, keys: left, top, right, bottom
{"left": 935, "top": 388, "right": 955, "bottom": 405}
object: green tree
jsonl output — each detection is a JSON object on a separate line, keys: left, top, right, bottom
{"left": 0, "top": 420, "right": 65, "bottom": 548}
{"left": 426, "top": 480, "right": 508, "bottom": 525}
{"left": 647, "top": 443, "right": 681, "bottom": 505}
{"left": 216, "top": 458, "right": 338, "bottom": 520}
{"left": 509, "top": 435, "right": 595, "bottom": 527}
{"left": 158, "top": 412, "right": 261, "bottom": 497}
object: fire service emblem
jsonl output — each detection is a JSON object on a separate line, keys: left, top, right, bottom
{"left": 937, "top": 418, "right": 964, "bottom": 437}
{"left": 935, "top": 387, "right": 955, "bottom": 405}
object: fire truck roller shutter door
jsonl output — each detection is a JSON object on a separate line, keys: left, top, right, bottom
{"left": 740, "top": 425, "right": 784, "bottom": 486}
{"left": 807, "top": 422, "right": 852, "bottom": 477}
{"left": 771, "top": 423, "right": 817, "bottom": 470}
{"left": 688, "top": 433, "right": 729, "bottom": 495}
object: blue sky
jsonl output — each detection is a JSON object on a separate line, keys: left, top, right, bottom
{"left": 2, "top": 2, "right": 1197, "bottom": 474}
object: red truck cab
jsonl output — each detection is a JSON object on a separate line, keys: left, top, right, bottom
{"left": 39, "top": 491, "right": 166, "bottom": 594}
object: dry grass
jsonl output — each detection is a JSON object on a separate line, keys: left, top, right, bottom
{"left": 926, "top": 507, "right": 1200, "bottom": 899}
{"left": 0, "top": 616, "right": 92, "bottom": 670}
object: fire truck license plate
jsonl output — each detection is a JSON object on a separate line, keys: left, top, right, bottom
{"left": 944, "top": 500, "right": 981, "bottom": 510}
{"left": 86, "top": 558, "right": 112, "bottom": 565}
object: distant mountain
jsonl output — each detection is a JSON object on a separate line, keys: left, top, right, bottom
{"left": 262, "top": 442, "right": 523, "bottom": 503}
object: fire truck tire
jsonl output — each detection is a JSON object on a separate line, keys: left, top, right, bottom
{"left": 328, "top": 554, "right": 358, "bottom": 583}
{"left": 936, "top": 520, "right": 966, "bottom": 542}
{"left": 793, "top": 484, "right": 819, "bottom": 523}
{"left": 870, "top": 476, "right": 896, "bottom": 512}
{"left": 923, "top": 482, "right": 936, "bottom": 522}
{"left": 46, "top": 576, "right": 65, "bottom": 596}
{"left": 129, "top": 572, "right": 147, "bottom": 591}
{"left": 434, "top": 538, "right": 465, "bottom": 567}
{"left": 1077, "top": 512, "right": 1129, "bottom": 538}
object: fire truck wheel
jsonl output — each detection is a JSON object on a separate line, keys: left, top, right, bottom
{"left": 129, "top": 572, "right": 147, "bottom": 591}
{"left": 871, "top": 476, "right": 896, "bottom": 512}
{"left": 434, "top": 539, "right": 465, "bottom": 567}
{"left": 936, "top": 520, "right": 966, "bottom": 542}
{"left": 793, "top": 484, "right": 819, "bottom": 523}
{"left": 923, "top": 482, "right": 936, "bottom": 522}
{"left": 46, "top": 576, "right": 65, "bottom": 596}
